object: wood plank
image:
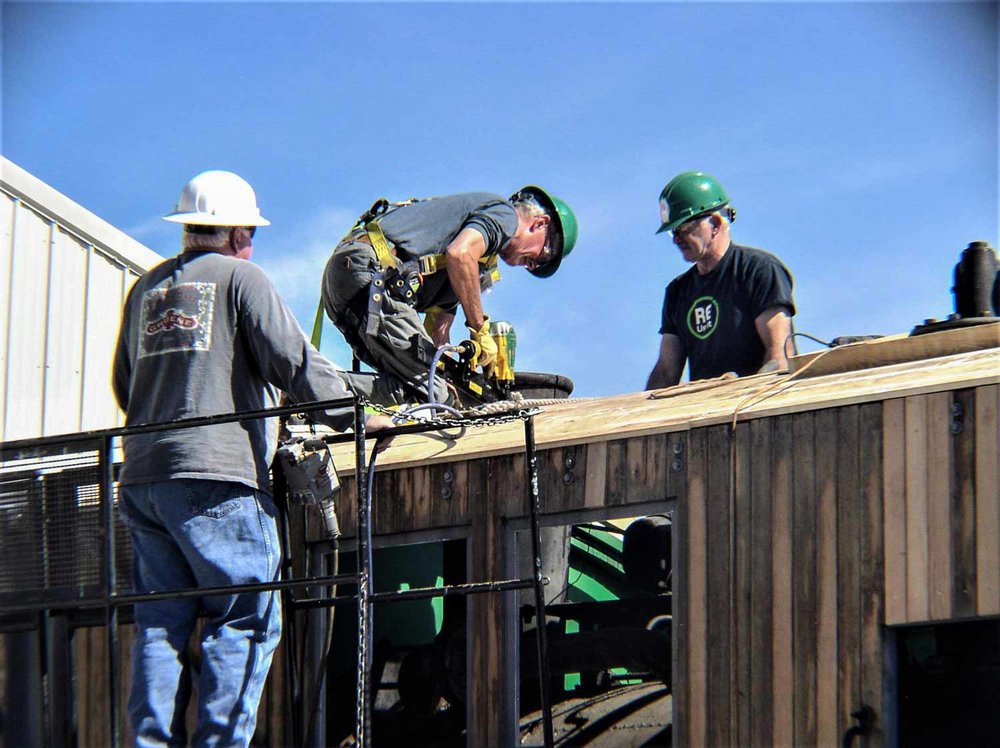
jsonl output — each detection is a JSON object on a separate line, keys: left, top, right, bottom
{"left": 429, "top": 463, "right": 453, "bottom": 528}
{"left": 684, "top": 426, "right": 708, "bottom": 748}
{"left": 449, "top": 461, "right": 470, "bottom": 528}
{"left": 505, "top": 452, "right": 527, "bottom": 518}
{"left": 771, "top": 414, "right": 795, "bottom": 748}
{"left": 673, "top": 436, "right": 690, "bottom": 748}
{"left": 605, "top": 439, "right": 628, "bottom": 507}
{"left": 859, "top": 402, "right": 886, "bottom": 746}
{"left": 836, "top": 406, "right": 862, "bottom": 737}
{"left": 563, "top": 444, "right": 586, "bottom": 512}
{"left": 626, "top": 437, "right": 647, "bottom": 506}
{"left": 904, "top": 395, "right": 930, "bottom": 622}
{"left": 732, "top": 421, "right": 753, "bottom": 748}
{"left": 669, "top": 432, "right": 688, "bottom": 503}
{"left": 789, "top": 324, "right": 999, "bottom": 378}
{"left": 925, "top": 392, "right": 953, "bottom": 620}
{"left": 377, "top": 467, "right": 402, "bottom": 535}
{"left": 327, "top": 342, "right": 999, "bottom": 474}
{"left": 583, "top": 441, "right": 607, "bottom": 509}
{"left": 883, "top": 398, "right": 907, "bottom": 624}
{"left": 952, "top": 389, "right": 977, "bottom": 618}
{"left": 539, "top": 445, "right": 585, "bottom": 514}
{"left": 469, "top": 460, "right": 505, "bottom": 746}
{"left": 749, "top": 418, "right": 774, "bottom": 748}
{"left": 791, "top": 412, "right": 818, "bottom": 747}
{"left": 648, "top": 432, "right": 669, "bottom": 504}
{"left": 705, "top": 425, "right": 731, "bottom": 748}
{"left": 815, "top": 407, "right": 839, "bottom": 748}
{"left": 976, "top": 385, "right": 1000, "bottom": 615}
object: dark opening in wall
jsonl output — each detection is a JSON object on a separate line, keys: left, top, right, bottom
{"left": 897, "top": 618, "right": 1000, "bottom": 747}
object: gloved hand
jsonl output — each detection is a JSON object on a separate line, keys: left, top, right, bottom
{"left": 467, "top": 317, "right": 498, "bottom": 375}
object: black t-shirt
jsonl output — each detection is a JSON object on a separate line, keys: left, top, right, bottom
{"left": 659, "top": 243, "right": 795, "bottom": 380}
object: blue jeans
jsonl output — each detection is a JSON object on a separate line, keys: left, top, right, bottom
{"left": 120, "top": 479, "right": 282, "bottom": 748}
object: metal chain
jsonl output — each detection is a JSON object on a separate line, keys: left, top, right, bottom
{"left": 355, "top": 569, "right": 369, "bottom": 747}
{"left": 356, "top": 395, "right": 543, "bottom": 429}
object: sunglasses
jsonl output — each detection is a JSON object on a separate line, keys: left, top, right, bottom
{"left": 669, "top": 214, "right": 711, "bottom": 239}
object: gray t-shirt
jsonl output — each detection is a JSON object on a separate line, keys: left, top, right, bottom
{"left": 113, "top": 250, "right": 355, "bottom": 492}
{"left": 376, "top": 193, "right": 519, "bottom": 312}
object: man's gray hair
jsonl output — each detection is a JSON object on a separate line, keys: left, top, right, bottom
{"left": 510, "top": 191, "right": 548, "bottom": 220}
{"left": 182, "top": 224, "right": 233, "bottom": 250}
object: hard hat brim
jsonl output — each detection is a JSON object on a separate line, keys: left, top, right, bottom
{"left": 520, "top": 185, "right": 565, "bottom": 279}
{"left": 163, "top": 211, "right": 271, "bottom": 227}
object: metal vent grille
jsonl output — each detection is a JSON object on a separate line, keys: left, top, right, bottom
{"left": 0, "top": 441, "right": 134, "bottom": 611}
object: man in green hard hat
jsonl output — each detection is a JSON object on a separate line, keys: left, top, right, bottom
{"left": 646, "top": 171, "right": 796, "bottom": 388}
{"left": 323, "top": 187, "right": 578, "bottom": 404}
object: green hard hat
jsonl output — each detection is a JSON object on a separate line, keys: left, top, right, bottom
{"left": 515, "top": 185, "right": 579, "bottom": 279}
{"left": 656, "top": 171, "right": 730, "bottom": 234}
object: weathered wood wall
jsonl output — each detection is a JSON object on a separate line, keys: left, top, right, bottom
{"left": 27, "top": 376, "right": 1000, "bottom": 747}
{"left": 673, "top": 384, "right": 999, "bottom": 748}
{"left": 883, "top": 385, "right": 1000, "bottom": 625}
{"left": 337, "top": 432, "right": 687, "bottom": 745}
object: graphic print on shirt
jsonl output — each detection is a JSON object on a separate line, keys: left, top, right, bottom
{"left": 686, "top": 295, "right": 720, "bottom": 340}
{"left": 138, "top": 282, "right": 216, "bottom": 358}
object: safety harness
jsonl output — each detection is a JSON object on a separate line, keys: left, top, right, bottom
{"left": 313, "top": 197, "right": 502, "bottom": 353}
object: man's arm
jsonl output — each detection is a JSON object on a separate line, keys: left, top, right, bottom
{"left": 753, "top": 307, "right": 793, "bottom": 373}
{"left": 646, "top": 333, "right": 686, "bottom": 389}
{"left": 423, "top": 310, "right": 456, "bottom": 348}
{"left": 444, "top": 227, "right": 488, "bottom": 330}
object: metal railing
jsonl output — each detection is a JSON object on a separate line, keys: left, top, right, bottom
{"left": 0, "top": 396, "right": 554, "bottom": 748}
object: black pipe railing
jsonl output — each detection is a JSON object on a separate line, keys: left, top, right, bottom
{"left": 0, "top": 396, "right": 555, "bottom": 748}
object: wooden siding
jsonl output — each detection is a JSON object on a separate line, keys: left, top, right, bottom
{"left": 28, "top": 335, "right": 999, "bottom": 747}
{"left": 883, "top": 385, "right": 1000, "bottom": 625}
{"left": 673, "top": 404, "right": 890, "bottom": 747}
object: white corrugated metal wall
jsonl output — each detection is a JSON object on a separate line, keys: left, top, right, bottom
{"left": 0, "top": 157, "right": 163, "bottom": 441}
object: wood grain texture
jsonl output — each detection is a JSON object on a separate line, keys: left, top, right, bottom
{"left": 732, "top": 421, "right": 752, "bottom": 748}
{"left": 904, "top": 396, "right": 930, "bottom": 622}
{"left": 583, "top": 440, "right": 608, "bottom": 509}
{"left": 469, "top": 460, "right": 505, "bottom": 746}
{"left": 791, "top": 412, "right": 818, "bottom": 747}
{"left": 859, "top": 402, "right": 886, "bottom": 747}
{"left": 836, "top": 407, "right": 862, "bottom": 738}
{"left": 952, "top": 389, "right": 977, "bottom": 618}
{"left": 326, "top": 331, "right": 998, "bottom": 474}
{"left": 771, "top": 414, "right": 795, "bottom": 748}
{"left": 815, "top": 408, "right": 839, "bottom": 748}
{"left": 684, "top": 426, "right": 708, "bottom": 748}
{"left": 926, "top": 392, "right": 953, "bottom": 620}
{"left": 705, "top": 425, "right": 731, "bottom": 748}
{"left": 975, "top": 385, "right": 1000, "bottom": 615}
{"left": 789, "top": 324, "right": 999, "bottom": 378}
{"left": 749, "top": 418, "right": 774, "bottom": 748}
{"left": 882, "top": 398, "right": 907, "bottom": 624}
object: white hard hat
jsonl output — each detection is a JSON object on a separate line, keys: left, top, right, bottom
{"left": 162, "top": 170, "right": 271, "bottom": 226}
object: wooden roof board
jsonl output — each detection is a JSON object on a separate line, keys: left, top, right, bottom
{"left": 329, "top": 327, "right": 999, "bottom": 473}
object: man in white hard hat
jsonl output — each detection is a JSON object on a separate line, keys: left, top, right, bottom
{"left": 112, "top": 170, "right": 394, "bottom": 747}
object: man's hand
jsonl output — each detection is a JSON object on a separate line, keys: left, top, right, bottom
{"left": 467, "top": 317, "right": 498, "bottom": 374}
{"left": 364, "top": 414, "right": 396, "bottom": 454}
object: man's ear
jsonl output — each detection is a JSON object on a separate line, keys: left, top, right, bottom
{"left": 533, "top": 213, "right": 551, "bottom": 232}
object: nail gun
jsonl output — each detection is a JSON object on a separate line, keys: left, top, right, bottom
{"left": 419, "top": 320, "right": 518, "bottom": 406}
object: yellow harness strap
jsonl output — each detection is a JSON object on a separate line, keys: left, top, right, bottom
{"left": 364, "top": 220, "right": 397, "bottom": 270}
{"left": 418, "top": 252, "right": 500, "bottom": 281}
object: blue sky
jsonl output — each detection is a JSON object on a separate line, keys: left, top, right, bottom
{"left": 4, "top": 1, "right": 997, "bottom": 397}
